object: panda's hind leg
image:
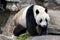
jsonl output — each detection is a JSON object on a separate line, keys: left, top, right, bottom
{"left": 13, "top": 24, "right": 26, "bottom": 37}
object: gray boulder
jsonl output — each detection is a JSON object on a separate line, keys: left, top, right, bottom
{"left": 0, "top": 34, "right": 12, "bottom": 40}
{"left": 48, "top": 9, "right": 60, "bottom": 34}
{"left": 27, "top": 35, "right": 60, "bottom": 40}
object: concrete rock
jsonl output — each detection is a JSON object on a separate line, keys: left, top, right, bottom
{"left": 0, "top": 34, "right": 12, "bottom": 40}
{"left": 48, "top": 9, "right": 60, "bottom": 34}
{"left": 55, "top": 0, "right": 60, "bottom": 4}
{"left": 27, "top": 35, "right": 60, "bottom": 40}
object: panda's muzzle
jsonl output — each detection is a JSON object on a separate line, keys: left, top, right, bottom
{"left": 38, "top": 24, "right": 48, "bottom": 28}
{"left": 38, "top": 25, "right": 48, "bottom": 35}
{"left": 42, "top": 25, "right": 47, "bottom": 27}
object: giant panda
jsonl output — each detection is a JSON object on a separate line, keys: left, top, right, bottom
{"left": 11, "top": 5, "right": 50, "bottom": 37}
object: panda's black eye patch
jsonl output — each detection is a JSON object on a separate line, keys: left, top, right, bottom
{"left": 40, "top": 19, "right": 42, "bottom": 23}
{"left": 36, "top": 9, "right": 39, "bottom": 14}
{"left": 45, "top": 8, "right": 48, "bottom": 13}
{"left": 45, "top": 18, "right": 48, "bottom": 22}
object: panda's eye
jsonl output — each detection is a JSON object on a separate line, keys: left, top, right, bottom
{"left": 36, "top": 9, "right": 39, "bottom": 14}
{"left": 40, "top": 19, "right": 42, "bottom": 23}
{"left": 45, "top": 8, "right": 48, "bottom": 13}
{"left": 45, "top": 18, "right": 48, "bottom": 22}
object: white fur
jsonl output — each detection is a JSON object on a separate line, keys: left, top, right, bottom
{"left": 33, "top": 5, "right": 50, "bottom": 27}
{"left": 16, "top": 5, "right": 32, "bottom": 28}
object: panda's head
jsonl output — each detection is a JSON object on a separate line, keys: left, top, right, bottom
{"left": 33, "top": 5, "right": 50, "bottom": 27}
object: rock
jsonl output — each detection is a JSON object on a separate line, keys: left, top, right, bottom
{"left": 20, "top": 0, "right": 36, "bottom": 8}
{"left": 6, "top": 0, "right": 36, "bottom": 11}
{"left": 48, "top": 9, "right": 60, "bottom": 34}
{"left": 55, "top": 0, "right": 60, "bottom": 4}
{"left": 0, "top": 34, "right": 12, "bottom": 40}
{"left": 27, "top": 35, "right": 60, "bottom": 40}
{"left": 0, "top": 34, "right": 18, "bottom": 40}
{"left": 6, "top": 2, "right": 21, "bottom": 11}
{"left": 3, "top": 13, "right": 15, "bottom": 36}
{"left": 6, "top": 0, "right": 20, "bottom": 2}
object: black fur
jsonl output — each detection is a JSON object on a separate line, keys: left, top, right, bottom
{"left": 26, "top": 5, "right": 38, "bottom": 36}
{"left": 36, "top": 9, "right": 39, "bottom": 14}
{"left": 45, "top": 8, "right": 48, "bottom": 13}
{"left": 38, "top": 25, "right": 48, "bottom": 35}
{"left": 40, "top": 19, "right": 42, "bottom": 23}
{"left": 13, "top": 24, "right": 26, "bottom": 36}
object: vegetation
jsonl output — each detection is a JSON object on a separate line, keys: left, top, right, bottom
{"left": 18, "top": 32, "right": 30, "bottom": 40}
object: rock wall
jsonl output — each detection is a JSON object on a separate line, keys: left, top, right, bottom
{"left": 48, "top": 9, "right": 60, "bottom": 34}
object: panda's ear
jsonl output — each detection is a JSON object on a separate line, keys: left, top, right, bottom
{"left": 45, "top": 8, "right": 48, "bottom": 13}
{"left": 36, "top": 9, "right": 39, "bottom": 14}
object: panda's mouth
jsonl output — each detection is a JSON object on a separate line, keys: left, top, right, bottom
{"left": 37, "top": 25, "right": 48, "bottom": 35}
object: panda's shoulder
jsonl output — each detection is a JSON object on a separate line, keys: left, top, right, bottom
{"left": 12, "top": 8, "right": 26, "bottom": 20}
{"left": 12, "top": 5, "right": 34, "bottom": 20}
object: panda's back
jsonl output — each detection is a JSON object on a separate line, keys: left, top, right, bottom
{"left": 13, "top": 5, "right": 32, "bottom": 28}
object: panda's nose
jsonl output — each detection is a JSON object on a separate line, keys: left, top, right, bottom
{"left": 43, "top": 25, "right": 46, "bottom": 27}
